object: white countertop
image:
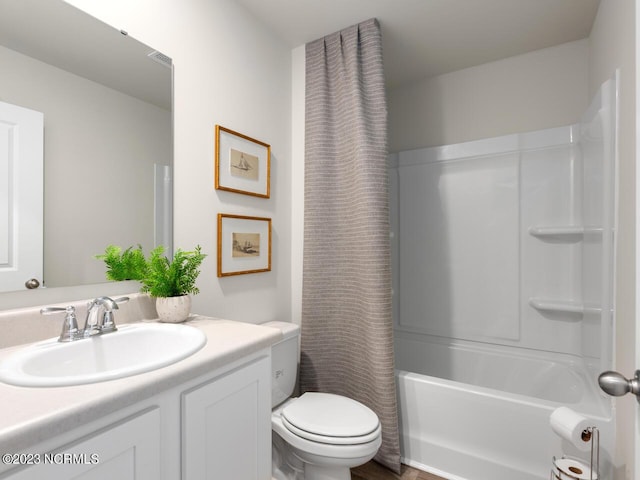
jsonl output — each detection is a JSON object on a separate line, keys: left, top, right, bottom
{"left": 0, "top": 316, "right": 281, "bottom": 455}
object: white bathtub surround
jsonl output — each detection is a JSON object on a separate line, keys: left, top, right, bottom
{"left": 390, "top": 76, "right": 617, "bottom": 480}
{"left": 301, "top": 19, "right": 399, "bottom": 473}
{"left": 391, "top": 120, "right": 615, "bottom": 359}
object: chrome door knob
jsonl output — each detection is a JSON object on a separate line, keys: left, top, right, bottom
{"left": 25, "top": 278, "right": 40, "bottom": 289}
{"left": 598, "top": 370, "right": 640, "bottom": 402}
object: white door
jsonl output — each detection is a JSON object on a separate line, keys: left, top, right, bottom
{"left": 635, "top": 3, "right": 640, "bottom": 475}
{"left": 0, "top": 101, "right": 43, "bottom": 292}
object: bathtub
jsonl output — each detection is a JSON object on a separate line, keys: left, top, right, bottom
{"left": 394, "top": 331, "right": 614, "bottom": 480}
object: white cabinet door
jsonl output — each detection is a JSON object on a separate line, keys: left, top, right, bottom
{"left": 3, "top": 408, "right": 161, "bottom": 480}
{"left": 182, "top": 356, "right": 271, "bottom": 480}
{"left": 0, "top": 101, "right": 43, "bottom": 292}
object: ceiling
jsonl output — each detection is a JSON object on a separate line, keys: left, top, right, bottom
{"left": 237, "top": 0, "right": 601, "bottom": 88}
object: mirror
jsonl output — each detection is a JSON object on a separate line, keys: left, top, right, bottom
{"left": 0, "top": 0, "right": 172, "bottom": 294}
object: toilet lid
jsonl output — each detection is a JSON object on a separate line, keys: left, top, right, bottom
{"left": 281, "top": 392, "right": 380, "bottom": 442}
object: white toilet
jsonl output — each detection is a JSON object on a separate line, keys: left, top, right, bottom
{"left": 263, "top": 321, "right": 382, "bottom": 480}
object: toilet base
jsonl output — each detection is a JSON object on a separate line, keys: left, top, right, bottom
{"left": 272, "top": 429, "right": 372, "bottom": 480}
{"left": 273, "top": 433, "right": 304, "bottom": 480}
{"left": 304, "top": 464, "right": 351, "bottom": 480}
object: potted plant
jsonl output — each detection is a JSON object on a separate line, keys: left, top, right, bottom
{"left": 140, "top": 245, "right": 206, "bottom": 323}
{"left": 95, "top": 244, "right": 147, "bottom": 282}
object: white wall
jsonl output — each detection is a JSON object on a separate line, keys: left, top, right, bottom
{"left": 588, "top": 1, "right": 636, "bottom": 479}
{"left": 65, "top": 0, "right": 293, "bottom": 325}
{"left": 0, "top": 44, "right": 169, "bottom": 288}
{"left": 387, "top": 39, "right": 590, "bottom": 152}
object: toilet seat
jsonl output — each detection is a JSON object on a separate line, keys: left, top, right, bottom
{"left": 272, "top": 406, "right": 382, "bottom": 462}
{"left": 281, "top": 416, "right": 381, "bottom": 445}
{"left": 281, "top": 392, "right": 380, "bottom": 445}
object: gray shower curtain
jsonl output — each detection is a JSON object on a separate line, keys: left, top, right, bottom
{"left": 300, "top": 18, "right": 401, "bottom": 473}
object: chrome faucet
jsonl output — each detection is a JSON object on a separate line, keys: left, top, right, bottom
{"left": 83, "top": 296, "right": 118, "bottom": 337}
{"left": 41, "top": 296, "right": 129, "bottom": 342}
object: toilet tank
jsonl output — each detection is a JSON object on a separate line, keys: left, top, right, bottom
{"left": 262, "top": 321, "right": 300, "bottom": 407}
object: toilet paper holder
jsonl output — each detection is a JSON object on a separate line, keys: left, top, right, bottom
{"left": 550, "top": 426, "right": 599, "bottom": 480}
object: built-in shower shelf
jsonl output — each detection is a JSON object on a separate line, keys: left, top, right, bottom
{"left": 528, "top": 225, "right": 603, "bottom": 239}
{"left": 529, "top": 298, "right": 602, "bottom": 315}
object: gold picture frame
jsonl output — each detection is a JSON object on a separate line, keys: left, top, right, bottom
{"left": 215, "top": 125, "right": 270, "bottom": 198}
{"left": 217, "top": 214, "right": 272, "bottom": 277}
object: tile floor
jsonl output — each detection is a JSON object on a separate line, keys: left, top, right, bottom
{"left": 351, "top": 461, "right": 446, "bottom": 480}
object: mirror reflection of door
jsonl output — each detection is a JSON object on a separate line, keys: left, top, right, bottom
{"left": 0, "top": 101, "right": 43, "bottom": 291}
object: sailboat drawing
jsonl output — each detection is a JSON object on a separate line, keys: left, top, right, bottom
{"left": 234, "top": 153, "right": 252, "bottom": 171}
{"left": 230, "top": 148, "right": 259, "bottom": 180}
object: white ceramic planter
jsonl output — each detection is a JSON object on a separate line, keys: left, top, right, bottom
{"left": 155, "top": 295, "right": 191, "bottom": 323}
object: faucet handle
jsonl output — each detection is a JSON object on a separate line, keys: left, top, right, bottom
{"left": 41, "top": 305, "right": 81, "bottom": 342}
{"left": 100, "top": 296, "right": 129, "bottom": 333}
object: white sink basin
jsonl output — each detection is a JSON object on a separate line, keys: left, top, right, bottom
{"left": 0, "top": 323, "right": 207, "bottom": 387}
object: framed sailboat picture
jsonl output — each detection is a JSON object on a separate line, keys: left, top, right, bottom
{"left": 215, "top": 125, "right": 270, "bottom": 198}
{"left": 217, "top": 214, "right": 272, "bottom": 277}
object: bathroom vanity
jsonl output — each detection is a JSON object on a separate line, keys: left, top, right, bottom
{"left": 0, "top": 313, "right": 280, "bottom": 480}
